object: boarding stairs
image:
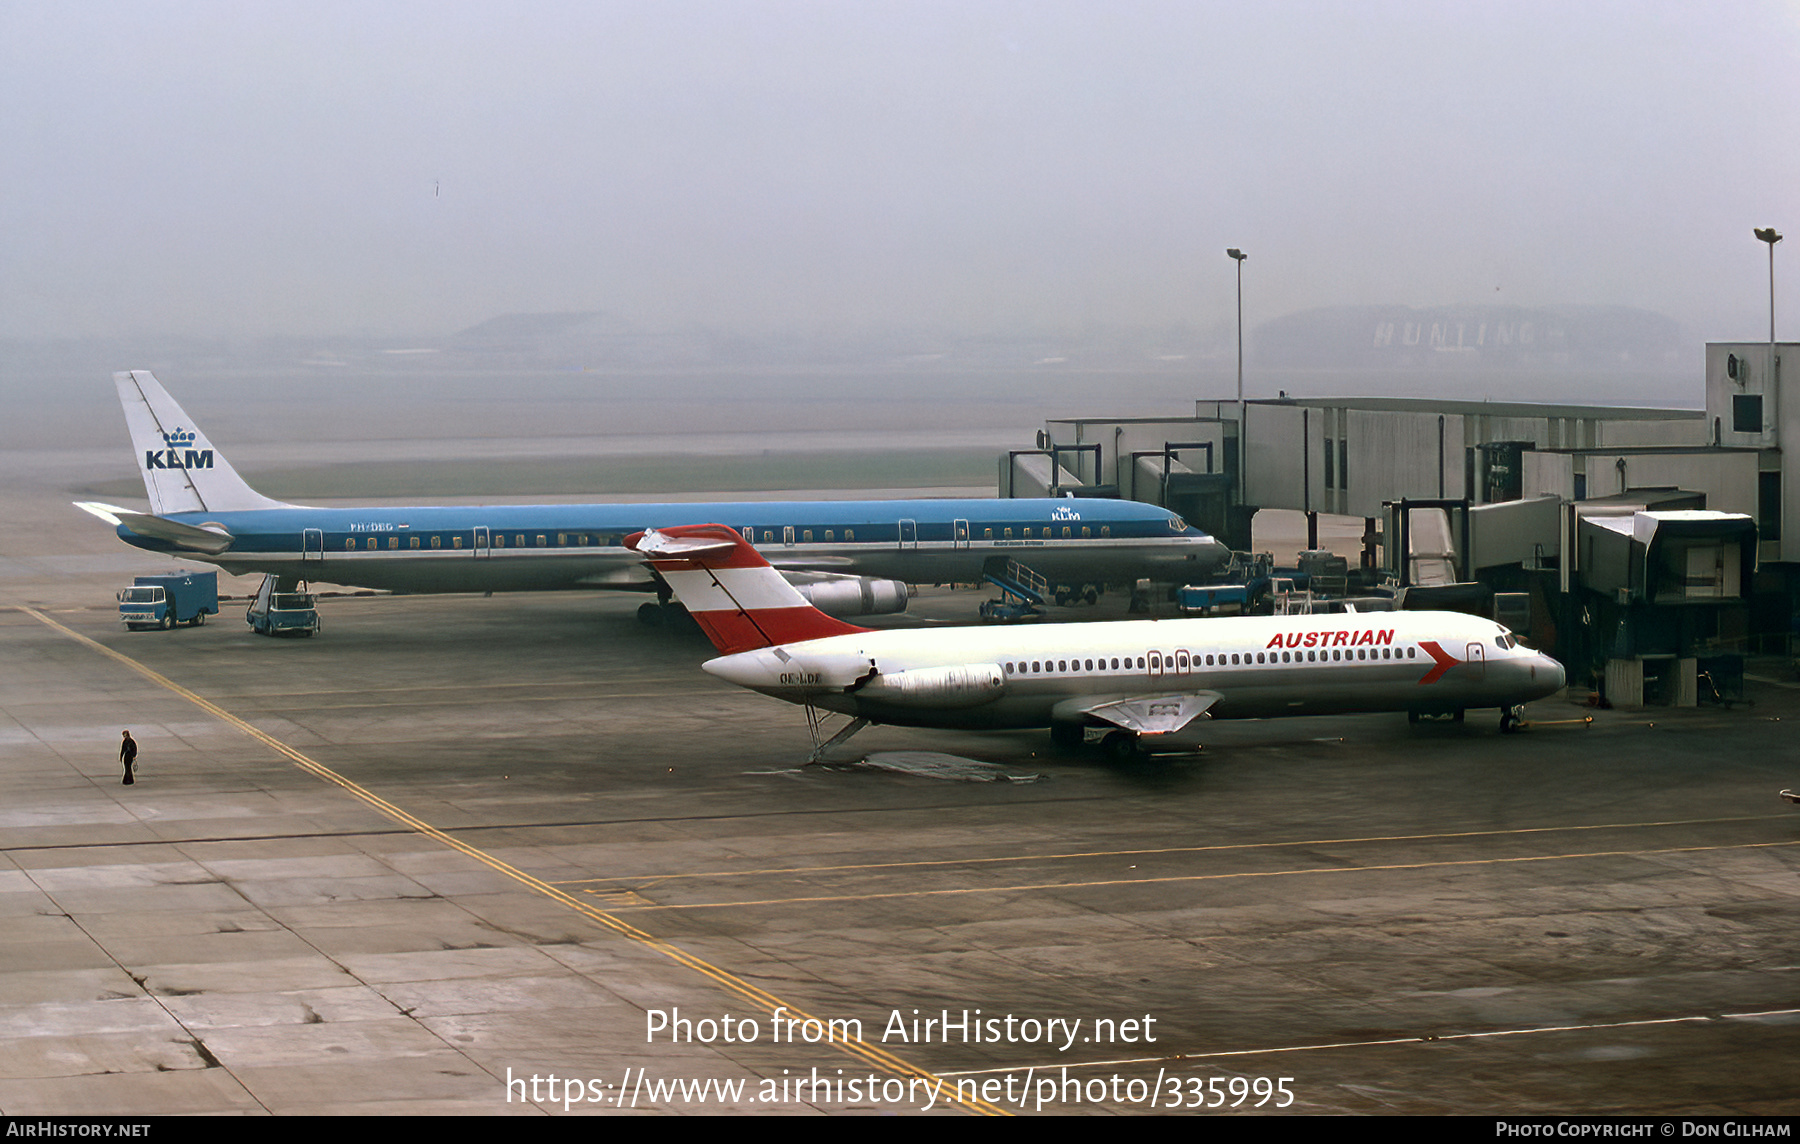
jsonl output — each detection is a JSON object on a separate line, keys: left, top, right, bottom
{"left": 980, "top": 558, "right": 1050, "bottom": 622}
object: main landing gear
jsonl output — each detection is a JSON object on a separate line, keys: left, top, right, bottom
{"left": 637, "top": 575, "right": 697, "bottom": 631}
{"left": 1049, "top": 722, "right": 1156, "bottom": 763}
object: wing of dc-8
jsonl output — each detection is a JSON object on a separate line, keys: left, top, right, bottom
{"left": 1058, "top": 691, "right": 1222, "bottom": 736}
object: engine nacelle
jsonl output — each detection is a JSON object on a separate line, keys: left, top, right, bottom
{"left": 790, "top": 575, "right": 909, "bottom": 618}
{"left": 857, "top": 663, "right": 1006, "bottom": 708}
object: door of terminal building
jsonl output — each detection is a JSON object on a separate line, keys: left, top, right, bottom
{"left": 953, "top": 518, "right": 969, "bottom": 549}
{"left": 302, "top": 528, "right": 323, "bottom": 563}
{"left": 898, "top": 519, "right": 917, "bottom": 550}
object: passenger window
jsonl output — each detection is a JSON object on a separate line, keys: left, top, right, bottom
{"left": 845, "top": 530, "right": 854, "bottom": 541}
{"left": 366, "top": 537, "right": 377, "bottom": 550}
{"left": 1082, "top": 527, "right": 1090, "bottom": 538}
{"left": 984, "top": 528, "right": 993, "bottom": 539}
{"left": 494, "top": 534, "right": 505, "bottom": 548}
{"left": 763, "top": 531, "right": 773, "bottom": 543}
{"left": 1062, "top": 527, "right": 1071, "bottom": 539}
{"left": 557, "top": 533, "right": 567, "bottom": 546}
{"left": 824, "top": 530, "right": 833, "bottom": 541}
{"left": 804, "top": 530, "right": 813, "bottom": 542}
{"left": 431, "top": 536, "right": 442, "bottom": 549}
{"left": 1004, "top": 528, "right": 1013, "bottom": 539}
{"left": 410, "top": 537, "right": 419, "bottom": 549}
{"left": 536, "top": 535, "right": 546, "bottom": 547}
{"left": 1102, "top": 526, "right": 1111, "bottom": 538}
{"left": 453, "top": 536, "right": 463, "bottom": 549}
{"left": 344, "top": 538, "right": 355, "bottom": 550}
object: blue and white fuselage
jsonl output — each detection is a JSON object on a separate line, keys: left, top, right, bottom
{"left": 81, "top": 372, "right": 1227, "bottom": 597}
{"left": 113, "top": 497, "right": 1216, "bottom": 594}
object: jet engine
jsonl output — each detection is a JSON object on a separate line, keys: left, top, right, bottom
{"left": 856, "top": 663, "right": 1006, "bottom": 708}
{"left": 787, "top": 573, "right": 910, "bottom": 618}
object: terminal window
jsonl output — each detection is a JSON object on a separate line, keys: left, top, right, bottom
{"left": 1734, "top": 394, "right": 1763, "bottom": 434}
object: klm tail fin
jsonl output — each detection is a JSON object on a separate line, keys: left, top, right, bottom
{"left": 115, "top": 370, "right": 288, "bottom": 514}
{"left": 626, "top": 524, "right": 869, "bottom": 654}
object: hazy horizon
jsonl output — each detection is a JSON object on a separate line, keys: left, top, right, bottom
{"left": 5, "top": 2, "right": 1797, "bottom": 354}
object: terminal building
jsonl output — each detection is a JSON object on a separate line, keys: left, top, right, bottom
{"left": 1000, "top": 341, "right": 1797, "bottom": 706}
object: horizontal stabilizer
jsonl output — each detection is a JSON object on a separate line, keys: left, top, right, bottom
{"left": 1065, "top": 691, "right": 1220, "bottom": 736}
{"left": 105, "top": 508, "right": 234, "bottom": 554}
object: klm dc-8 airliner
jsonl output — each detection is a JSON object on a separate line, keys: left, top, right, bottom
{"left": 77, "top": 372, "right": 1227, "bottom": 616}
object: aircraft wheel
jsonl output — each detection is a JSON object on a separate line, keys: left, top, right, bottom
{"left": 1499, "top": 706, "right": 1523, "bottom": 734}
{"left": 1101, "top": 730, "right": 1141, "bottom": 763}
{"left": 1451, "top": 708, "right": 1465, "bottom": 724}
{"left": 1054, "top": 588, "right": 1072, "bottom": 607}
{"left": 1407, "top": 709, "right": 1421, "bottom": 725}
{"left": 1083, "top": 586, "right": 1099, "bottom": 606}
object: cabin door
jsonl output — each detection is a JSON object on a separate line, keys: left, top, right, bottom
{"left": 898, "top": 519, "right": 917, "bottom": 550}
{"left": 302, "top": 528, "right": 324, "bottom": 563}
{"left": 473, "top": 527, "right": 490, "bottom": 558}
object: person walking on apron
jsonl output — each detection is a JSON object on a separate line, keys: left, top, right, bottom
{"left": 120, "top": 730, "right": 138, "bottom": 786}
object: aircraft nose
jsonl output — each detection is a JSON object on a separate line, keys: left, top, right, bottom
{"left": 1534, "top": 654, "right": 1566, "bottom": 694}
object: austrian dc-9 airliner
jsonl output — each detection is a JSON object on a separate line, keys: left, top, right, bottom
{"left": 76, "top": 371, "right": 1227, "bottom": 619}
{"left": 627, "top": 523, "right": 1567, "bottom": 760}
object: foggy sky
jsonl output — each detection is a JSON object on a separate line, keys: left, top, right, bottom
{"left": 3, "top": 1, "right": 1797, "bottom": 344}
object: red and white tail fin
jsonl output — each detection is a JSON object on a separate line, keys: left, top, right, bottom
{"left": 626, "top": 524, "right": 870, "bottom": 655}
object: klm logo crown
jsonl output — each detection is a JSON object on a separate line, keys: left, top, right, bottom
{"left": 145, "top": 425, "right": 214, "bottom": 472}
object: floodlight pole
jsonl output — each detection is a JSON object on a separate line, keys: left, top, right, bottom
{"left": 1227, "top": 248, "right": 1247, "bottom": 403}
{"left": 1756, "top": 228, "right": 1783, "bottom": 393}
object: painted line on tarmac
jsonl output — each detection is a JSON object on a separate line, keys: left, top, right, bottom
{"left": 588, "top": 838, "right": 1800, "bottom": 912}
{"left": 554, "top": 814, "right": 1791, "bottom": 888}
{"left": 935, "top": 1005, "right": 1800, "bottom": 1077}
{"left": 17, "top": 605, "right": 1007, "bottom": 1117}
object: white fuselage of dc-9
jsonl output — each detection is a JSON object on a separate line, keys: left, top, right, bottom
{"left": 629, "top": 523, "right": 1567, "bottom": 757}
{"left": 705, "top": 611, "right": 1566, "bottom": 731}
{"left": 82, "top": 371, "right": 1227, "bottom": 598}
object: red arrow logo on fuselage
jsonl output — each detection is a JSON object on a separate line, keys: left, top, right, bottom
{"left": 1417, "top": 640, "right": 1459, "bottom": 685}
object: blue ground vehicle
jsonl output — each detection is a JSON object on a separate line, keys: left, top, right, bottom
{"left": 117, "top": 571, "right": 218, "bottom": 630}
{"left": 246, "top": 575, "right": 320, "bottom": 637}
